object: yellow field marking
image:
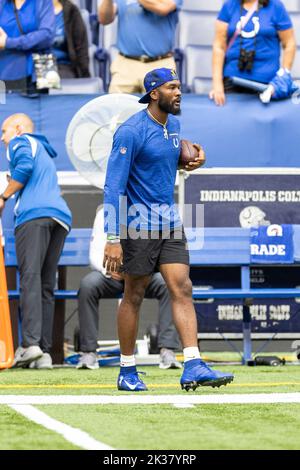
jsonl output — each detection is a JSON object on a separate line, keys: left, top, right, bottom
{"left": 0, "top": 381, "right": 300, "bottom": 389}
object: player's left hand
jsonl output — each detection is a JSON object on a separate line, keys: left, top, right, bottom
{"left": 184, "top": 144, "right": 206, "bottom": 171}
{"left": 0, "top": 28, "right": 7, "bottom": 49}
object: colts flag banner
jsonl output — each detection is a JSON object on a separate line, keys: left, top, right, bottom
{"left": 250, "top": 224, "right": 294, "bottom": 263}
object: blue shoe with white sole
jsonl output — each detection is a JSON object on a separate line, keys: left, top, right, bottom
{"left": 180, "top": 359, "right": 234, "bottom": 391}
{"left": 117, "top": 366, "right": 148, "bottom": 391}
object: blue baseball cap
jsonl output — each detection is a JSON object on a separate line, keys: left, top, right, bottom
{"left": 139, "top": 68, "right": 180, "bottom": 104}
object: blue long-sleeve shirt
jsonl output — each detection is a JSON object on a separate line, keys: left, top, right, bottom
{"left": 104, "top": 110, "right": 181, "bottom": 236}
{"left": 7, "top": 133, "right": 72, "bottom": 229}
{"left": 0, "top": 0, "right": 55, "bottom": 80}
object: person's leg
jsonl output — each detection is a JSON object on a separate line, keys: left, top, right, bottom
{"left": 159, "top": 264, "right": 198, "bottom": 348}
{"left": 77, "top": 271, "right": 124, "bottom": 369}
{"left": 118, "top": 274, "right": 151, "bottom": 355}
{"left": 15, "top": 219, "right": 53, "bottom": 348}
{"left": 13, "top": 219, "right": 53, "bottom": 366}
{"left": 78, "top": 271, "right": 124, "bottom": 352}
{"left": 40, "top": 221, "right": 67, "bottom": 354}
{"left": 57, "top": 63, "right": 77, "bottom": 79}
{"left": 109, "top": 54, "right": 141, "bottom": 93}
{"left": 117, "top": 274, "right": 151, "bottom": 391}
{"left": 145, "top": 272, "right": 182, "bottom": 369}
{"left": 145, "top": 272, "right": 180, "bottom": 350}
{"left": 160, "top": 263, "right": 234, "bottom": 390}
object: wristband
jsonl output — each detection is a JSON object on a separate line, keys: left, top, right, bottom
{"left": 107, "top": 234, "right": 120, "bottom": 240}
{"left": 107, "top": 238, "right": 121, "bottom": 245}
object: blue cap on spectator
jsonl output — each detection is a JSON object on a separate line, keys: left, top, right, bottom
{"left": 139, "top": 68, "right": 180, "bottom": 104}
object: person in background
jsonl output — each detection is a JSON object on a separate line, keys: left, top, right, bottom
{"left": 98, "top": 0, "right": 182, "bottom": 94}
{"left": 77, "top": 206, "right": 182, "bottom": 370}
{"left": 52, "top": 0, "right": 90, "bottom": 78}
{"left": 0, "top": 0, "right": 55, "bottom": 91}
{"left": 0, "top": 113, "right": 72, "bottom": 369}
{"left": 210, "top": 0, "right": 296, "bottom": 106}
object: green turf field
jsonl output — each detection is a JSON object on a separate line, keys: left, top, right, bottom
{"left": 1, "top": 364, "right": 300, "bottom": 450}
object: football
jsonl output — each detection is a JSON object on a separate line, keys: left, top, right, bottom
{"left": 179, "top": 139, "right": 199, "bottom": 168}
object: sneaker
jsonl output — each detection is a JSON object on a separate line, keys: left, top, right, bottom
{"left": 117, "top": 366, "right": 148, "bottom": 391}
{"left": 180, "top": 358, "right": 234, "bottom": 391}
{"left": 76, "top": 352, "right": 99, "bottom": 370}
{"left": 12, "top": 345, "right": 43, "bottom": 368}
{"left": 29, "top": 352, "right": 53, "bottom": 370}
{"left": 159, "top": 348, "right": 182, "bottom": 370}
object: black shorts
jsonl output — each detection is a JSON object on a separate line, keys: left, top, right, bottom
{"left": 120, "top": 226, "right": 190, "bottom": 276}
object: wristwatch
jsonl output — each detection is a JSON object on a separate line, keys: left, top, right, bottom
{"left": 0, "top": 193, "right": 9, "bottom": 202}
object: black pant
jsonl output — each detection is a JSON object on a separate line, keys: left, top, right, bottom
{"left": 58, "top": 63, "right": 77, "bottom": 79}
{"left": 78, "top": 271, "right": 180, "bottom": 352}
{"left": 15, "top": 218, "right": 68, "bottom": 352}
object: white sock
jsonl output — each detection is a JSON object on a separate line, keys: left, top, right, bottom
{"left": 183, "top": 347, "right": 201, "bottom": 363}
{"left": 120, "top": 354, "right": 136, "bottom": 368}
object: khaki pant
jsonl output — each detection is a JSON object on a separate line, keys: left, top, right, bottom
{"left": 109, "top": 53, "right": 177, "bottom": 94}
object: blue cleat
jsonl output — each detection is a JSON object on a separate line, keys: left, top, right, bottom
{"left": 180, "top": 359, "right": 234, "bottom": 391}
{"left": 117, "top": 366, "right": 148, "bottom": 391}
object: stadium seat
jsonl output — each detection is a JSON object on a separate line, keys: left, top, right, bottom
{"left": 72, "top": 0, "right": 98, "bottom": 11}
{"left": 193, "top": 77, "right": 212, "bottom": 95}
{"left": 85, "top": 0, "right": 98, "bottom": 13}
{"left": 185, "top": 45, "right": 212, "bottom": 92}
{"left": 80, "top": 8, "right": 97, "bottom": 76}
{"left": 284, "top": 0, "right": 300, "bottom": 12}
{"left": 290, "top": 12, "right": 300, "bottom": 44}
{"left": 71, "top": 0, "right": 85, "bottom": 8}
{"left": 49, "top": 77, "right": 103, "bottom": 94}
{"left": 96, "top": 17, "right": 118, "bottom": 91}
{"left": 182, "top": 0, "right": 223, "bottom": 12}
{"left": 99, "top": 16, "right": 118, "bottom": 50}
{"left": 179, "top": 11, "right": 216, "bottom": 49}
{"left": 292, "top": 47, "right": 300, "bottom": 80}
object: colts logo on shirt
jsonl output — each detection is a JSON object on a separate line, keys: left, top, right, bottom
{"left": 120, "top": 147, "right": 127, "bottom": 155}
{"left": 237, "top": 16, "right": 260, "bottom": 38}
{"left": 170, "top": 133, "right": 179, "bottom": 148}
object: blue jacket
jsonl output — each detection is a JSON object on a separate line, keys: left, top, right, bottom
{"left": 0, "top": 0, "right": 55, "bottom": 80}
{"left": 7, "top": 133, "right": 72, "bottom": 229}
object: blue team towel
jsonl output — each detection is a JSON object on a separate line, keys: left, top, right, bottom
{"left": 250, "top": 225, "right": 294, "bottom": 264}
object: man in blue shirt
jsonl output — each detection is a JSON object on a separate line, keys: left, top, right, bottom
{"left": 98, "top": 0, "right": 182, "bottom": 93}
{"left": 0, "top": 113, "right": 72, "bottom": 369}
{"left": 0, "top": 0, "right": 55, "bottom": 91}
{"left": 104, "top": 67, "right": 234, "bottom": 391}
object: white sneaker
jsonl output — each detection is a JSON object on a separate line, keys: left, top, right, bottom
{"left": 12, "top": 346, "right": 43, "bottom": 368}
{"left": 159, "top": 348, "right": 182, "bottom": 370}
{"left": 76, "top": 352, "right": 99, "bottom": 370}
{"left": 29, "top": 352, "right": 53, "bottom": 370}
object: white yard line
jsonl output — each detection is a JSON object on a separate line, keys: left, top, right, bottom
{"left": 8, "top": 404, "right": 113, "bottom": 450}
{"left": 2, "top": 393, "right": 300, "bottom": 405}
{"left": 173, "top": 403, "right": 195, "bottom": 408}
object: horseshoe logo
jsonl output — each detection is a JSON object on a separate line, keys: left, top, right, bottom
{"left": 173, "top": 138, "right": 179, "bottom": 148}
{"left": 237, "top": 16, "right": 260, "bottom": 39}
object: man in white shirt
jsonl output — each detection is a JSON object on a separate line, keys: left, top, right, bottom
{"left": 77, "top": 206, "right": 181, "bottom": 370}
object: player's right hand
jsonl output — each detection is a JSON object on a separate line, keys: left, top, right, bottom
{"left": 103, "top": 242, "right": 123, "bottom": 273}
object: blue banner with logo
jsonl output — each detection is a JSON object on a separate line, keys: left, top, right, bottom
{"left": 185, "top": 172, "right": 300, "bottom": 333}
{"left": 250, "top": 224, "right": 294, "bottom": 264}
